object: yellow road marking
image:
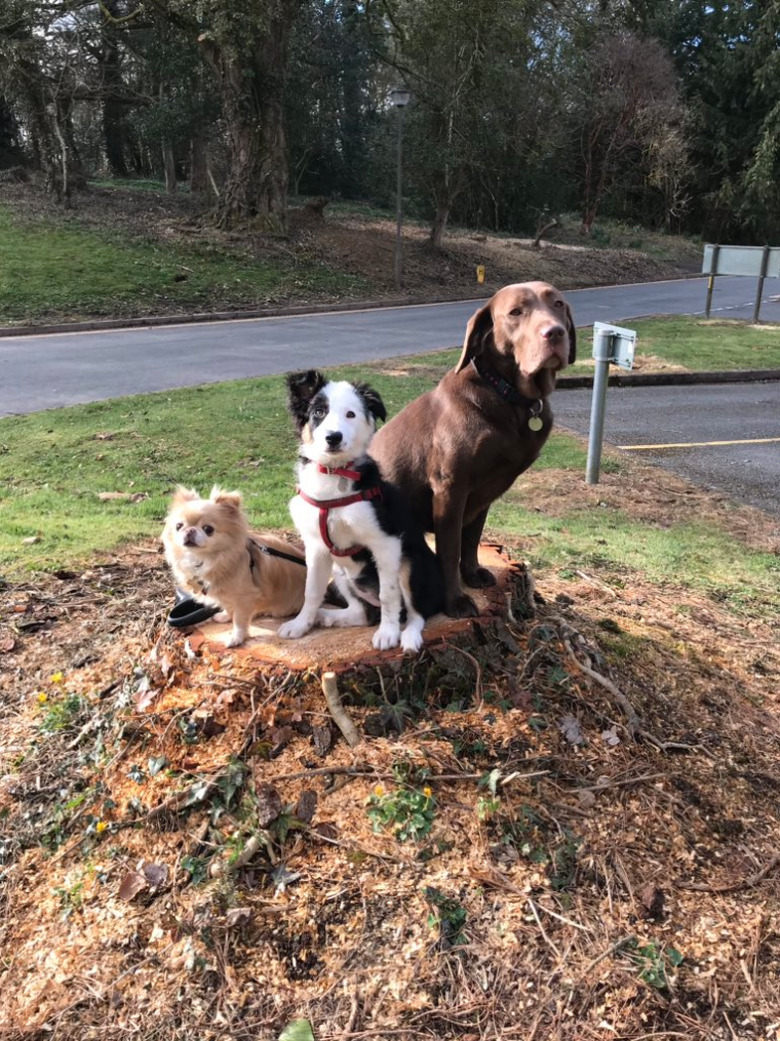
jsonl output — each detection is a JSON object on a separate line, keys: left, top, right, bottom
{"left": 619, "top": 436, "right": 780, "bottom": 451}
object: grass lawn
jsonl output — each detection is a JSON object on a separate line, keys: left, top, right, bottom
{"left": 0, "top": 205, "right": 365, "bottom": 326}
{"left": 571, "top": 316, "right": 780, "bottom": 373}
{"left": 1, "top": 355, "right": 777, "bottom": 618}
{"left": 385, "top": 317, "right": 780, "bottom": 378}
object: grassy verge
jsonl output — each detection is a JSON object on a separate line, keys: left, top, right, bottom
{"left": 377, "top": 317, "right": 780, "bottom": 378}
{"left": 1, "top": 359, "right": 777, "bottom": 619}
{"left": 571, "top": 316, "right": 780, "bottom": 373}
{"left": 0, "top": 205, "right": 366, "bottom": 326}
{"left": 0, "top": 366, "right": 589, "bottom": 575}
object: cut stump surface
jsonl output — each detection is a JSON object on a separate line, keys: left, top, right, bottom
{"left": 188, "top": 543, "right": 530, "bottom": 671}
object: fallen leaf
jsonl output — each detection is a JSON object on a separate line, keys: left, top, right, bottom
{"left": 601, "top": 726, "right": 621, "bottom": 746}
{"left": 296, "top": 790, "right": 317, "bottom": 824}
{"left": 559, "top": 715, "right": 584, "bottom": 746}
{"left": 21, "top": 536, "right": 41, "bottom": 545}
{"left": 97, "top": 491, "right": 130, "bottom": 501}
{"left": 278, "top": 1020, "right": 315, "bottom": 1041}
{"left": 142, "top": 862, "right": 169, "bottom": 888}
{"left": 639, "top": 883, "right": 665, "bottom": 920}
{"left": 311, "top": 725, "right": 332, "bottom": 758}
{"left": 270, "top": 725, "right": 294, "bottom": 755}
{"left": 0, "top": 635, "right": 16, "bottom": 653}
{"left": 271, "top": 864, "right": 300, "bottom": 893}
{"left": 225, "top": 907, "right": 252, "bottom": 928}
{"left": 118, "top": 871, "right": 147, "bottom": 901}
{"left": 313, "top": 821, "right": 338, "bottom": 841}
{"left": 148, "top": 756, "right": 169, "bottom": 777}
{"left": 215, "top": 687, "right": 237, "bottom": 711}
{"left": 578, "top": 789, "right": 597, "bottom": 809}
{"left": 254, "top": 784, "right": 282, "bottom": 827}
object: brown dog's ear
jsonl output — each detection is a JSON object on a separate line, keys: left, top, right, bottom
{"left": 286, "top": 370, "right": 327, "bottom": 430}
{"left": 565, "top": 302, "right": 577, "bottom": 366}
{"left": 210, "top": 486, "right": 242, "bottom": 510}
{"left": 171, "top": 485, "right": 200, "bottom": 506}
{"left": 455, "top": 302, "right": 494, "bottom": 373}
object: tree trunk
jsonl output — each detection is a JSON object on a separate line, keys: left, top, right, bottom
{"left": 100, "top": 1, "right": 128, "bottom": 177}
{"left": 430, "top": 204, "right": 449, "bottom": 250}
{"left": 200, "top": 1, "right": 299, "bottom": 232}
{"left": 163, "top": 142, "right": 176, "bottom": 193}
{"left": 257, "top": 83, "right": 288, "bottom": 234}
{"left": 189, "top": 132, "right": 208, "bottom": 194}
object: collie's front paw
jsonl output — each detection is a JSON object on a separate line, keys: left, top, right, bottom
{"left": 372, "top": 624, "right": 401, "bottom": 650}
{"left": 225, "top": 627, "right": 247, "bottom": 648}
{"left": 278, "top": 616, "right": 312, "bottom": 640}
{"left": 400, "top": 627, "right": 424, "bottom": 653}
{"left": 316, "top": 607, "right": 339, "bottom": 629}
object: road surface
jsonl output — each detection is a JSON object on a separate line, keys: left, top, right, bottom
{"left": 554, "top": 381, "right": 780, "bottom": 517}
{"left": 2, "top": 274, "right": 779, "bottom": 417}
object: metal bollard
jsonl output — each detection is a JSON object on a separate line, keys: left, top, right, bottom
{"left": 585, "top": 327, "right": 613, "bottom": 485}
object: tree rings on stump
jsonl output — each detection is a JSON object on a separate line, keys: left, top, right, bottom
{"left": 187, "top": 543, "right": 532, "bottom": 672}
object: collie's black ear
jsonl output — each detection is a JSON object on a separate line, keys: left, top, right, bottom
{"left": 286, "top": 370, "right": 327, "bottom": 430}
{"left": 354, "top": 382, "right": 387, "bottom": 424}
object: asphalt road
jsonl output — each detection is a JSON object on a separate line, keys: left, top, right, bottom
{"left": 2, "top": 274, "right": 780, "bottom": 417}
{"left": 553, "top": 381, "right": 780, "bottom": 517}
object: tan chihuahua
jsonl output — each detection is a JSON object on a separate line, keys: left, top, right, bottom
{"left": 162, "top": 486, "right": 306, "bottom": 646}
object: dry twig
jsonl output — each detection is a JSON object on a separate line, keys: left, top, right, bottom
{"left": 322, "top": 671, "right": 361, "bottom": 747}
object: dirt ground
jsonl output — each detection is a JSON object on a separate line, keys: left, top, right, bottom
{"left": 2, "top": 459, "right": 780, "bottom": 1041}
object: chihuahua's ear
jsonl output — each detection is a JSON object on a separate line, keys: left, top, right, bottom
{"left": 171, "top": 485, "right": 200, "bottom": 506}
{"left": 455, "top": 302, "right": 494, "bottom": 373}
{"left": 286, "top": 370, "right": 327, "bottom": 430}
{"left": 354, "top": 382, "right": 387, "bottom": 424}
{"left": 210, "top": 486, "right": 242, "bottom": 510}
{"left": 564, "top": 301, "right": 577, "bottom": 366}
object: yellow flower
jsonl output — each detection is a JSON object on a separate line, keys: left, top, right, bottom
{"left": 423, "top": 786, "right": 433, "bottom": 799}
{"left": 37, "top": 691, "right": 48, "bottom": 703}
{"left": 50, "top": 671, "right": 64, "bottom": 684}
{"left": 96, "top": 821, "right": 108, "bottom": 833}
{"left": 373, "top": 785, "right": 384, "bottom": 797}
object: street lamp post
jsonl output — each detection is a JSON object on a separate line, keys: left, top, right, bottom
{"left": 389, "top": 86, "right": 410, "bottom": 292}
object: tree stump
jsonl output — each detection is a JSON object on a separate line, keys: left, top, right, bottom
{"left": 187, "top": 543, "right": 533, "bottom": 676}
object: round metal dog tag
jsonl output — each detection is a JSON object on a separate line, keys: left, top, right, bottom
{"left": 528, "top": 416, "right": 544, "bottom": 432}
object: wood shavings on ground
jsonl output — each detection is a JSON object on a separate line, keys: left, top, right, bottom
{"left": 1, "top": 484, "right": 780, "bottom": 1041}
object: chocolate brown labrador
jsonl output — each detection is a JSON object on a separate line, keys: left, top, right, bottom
{"left": 370, "top": 281, "right": 576, "bottom": 618}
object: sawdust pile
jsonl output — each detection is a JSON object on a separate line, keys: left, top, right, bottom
{"left": 1, "top": 493, "right": 780, "bottom": 1040}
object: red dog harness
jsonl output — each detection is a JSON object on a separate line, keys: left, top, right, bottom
{"left": 297, "top": 462, "right": 382, "bottom": 557}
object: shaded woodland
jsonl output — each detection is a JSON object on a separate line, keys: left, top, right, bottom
{"left": 1, "top": 0, "right": 778, "bottom": 244}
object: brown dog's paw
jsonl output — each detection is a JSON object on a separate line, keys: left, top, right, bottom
{"left": 446, "top": 592, "right": 479, "bottom": 618}
{"left": 461, "top": 566, "right": 496, "bottom": 589}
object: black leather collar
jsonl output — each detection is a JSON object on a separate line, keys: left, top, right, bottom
{"left": 471, "top": 358, "right": 542, "bottom": 415}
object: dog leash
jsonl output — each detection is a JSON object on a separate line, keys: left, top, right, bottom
{"left": 297, "top": 462, "right": 382, "bottom": 557}
{"left": 247, "top": 537, "right": 307, "bottom": 570}
{"left": 470, "top": 358, "right": 544, "bottom": 431}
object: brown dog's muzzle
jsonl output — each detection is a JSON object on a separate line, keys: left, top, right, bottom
{"left": 518, "top": 322, "right": 570, "bottom": 378}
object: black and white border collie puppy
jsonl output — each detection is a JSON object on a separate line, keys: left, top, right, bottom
{"left": 277, "top": 370, "right": 444, "bottom": 652}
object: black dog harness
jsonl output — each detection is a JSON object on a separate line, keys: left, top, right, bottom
{"left": 297, "top": 462, "right": 382, "bottom": 558}
{"left": 187, "top": 537, "right": 306, "bottom": 596}
{"left": 247, "top": 537, "right": 307, "bottom": 571}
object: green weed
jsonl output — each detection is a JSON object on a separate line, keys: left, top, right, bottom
{"left": 626, "top": 940, "right": 684, "bottom": 990}
{"left": 39, "top": 693, "right": 86, "bottom": 734}
{"left": 366, "top": 764, "right": 436, "bottom": 843}
{"left": 424, "top": 886, "right": 468, "bottom": 948}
